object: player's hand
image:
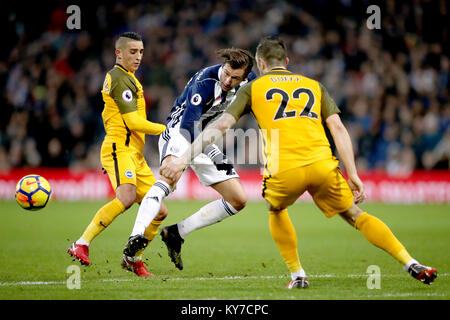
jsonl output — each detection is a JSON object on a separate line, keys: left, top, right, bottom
{"left": 160, "top": 157, "right": 188, "bottom": 184}
{"left": 347, "top": 174, "right": 366, "bottom": 204}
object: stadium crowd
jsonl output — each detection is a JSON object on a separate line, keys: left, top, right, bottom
{"left": 1, "top": 0, "right": 449, "bottom": 174}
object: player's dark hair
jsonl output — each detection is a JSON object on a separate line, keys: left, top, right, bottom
{"left": 118, "top": 31, "right": 143, "bottom": 42}
{"left": 115, "top": 32, "right": 143, "bottom": 49}
{"left": 216, "top": 48, "right": 254, "bottom": 79}
{"left": 256, "top": 36, "right": 287, "bottom": 67}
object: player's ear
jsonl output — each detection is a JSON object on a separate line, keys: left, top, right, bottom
{"left": 257, "top": 57, "right": 263, "bottom": 66}
{"left": 257, "top": 57, "right": 265, "bottom": 71}
{"left": 285, "top": 57, "right": 289, "bottom": 67}
{"left": 115, "top": 48, "right": 122, "bottom": 59}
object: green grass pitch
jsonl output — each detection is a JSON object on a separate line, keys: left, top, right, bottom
{"left": 0, "top": 200, "right": 448, "bottom": 300}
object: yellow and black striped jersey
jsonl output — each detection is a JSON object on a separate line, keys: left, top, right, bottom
{"left": 101, "top": 64, "right": 165, "bottom": 154}
{"left": 226, "top": 69, "right": 340, "bottom": 176}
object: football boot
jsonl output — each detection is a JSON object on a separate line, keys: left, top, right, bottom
{"left": 160, "top": 225, "right": 184, "bottom": 270}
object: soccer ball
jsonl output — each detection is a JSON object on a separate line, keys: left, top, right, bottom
{"left": 15, "top": 175, "right": 52, "bottom": 211}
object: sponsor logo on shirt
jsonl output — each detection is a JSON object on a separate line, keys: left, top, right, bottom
{"left": 191, "top": 93, "right": 202, "bottom": 106}
{"left": 122, "top": 90, "right": 133, "bottom": 102}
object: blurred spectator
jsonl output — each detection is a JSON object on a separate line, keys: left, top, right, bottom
{"left": 1, "top": 0, "right": 449, "bottom": 173}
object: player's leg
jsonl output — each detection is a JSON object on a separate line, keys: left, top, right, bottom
{"left": 133, "top": 201, "right": 169, "bottom": 260}
{"left": 123, "top": 171, "right": 173, "bottom": 270}
{"left": 128, "top": 131, "right": 183, "bottom": 238}
{"left": 121, "top": 202, "right": 168, "bottom": 277}
{"left": 68, "top": 196, "right": 127, "bottom": 266}
{"left": 310, "top": 158, "right": 437, "bottom": 284}
{"left": 160, "top": 153, "right": 245, "bottom": 270}
{"left": 263, "top": 169, "right": 309, "bottom": 289}
{"left": 68, "top": 143, "right": 135, "bottom": 266}
{"left": 140, "top": 204, "right": 168, "bottom": 255}
{"left": 80, "top": 184, "right": 134, "bottom": 244}
{"left": 129, "top": 159, "right": 174, "bottom": 238}
{"left": 340, "top": 204, "right": 413, "bottom": 264}
{"left": 269, "top": 207, "right": 308, "bottom": 289}
{"left": 125, "top": 132, "right": 186, "bottom": 268}
{"left": 81, "top": 167, "right": 137, "bottom": 242}
{"left": 121, "top": 154, "right": 170, "bottom": 276}
{"left": 176, "top": 177, "right": 247, "bottom": 239}
{"left": 340, "top": 204, "right": 437, "bottom": 284}
{"left": 135, "top": 160, "right": 169, "bottom": 257}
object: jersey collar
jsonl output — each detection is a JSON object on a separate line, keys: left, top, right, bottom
{"left": 270, "top": 67, "right": 290, "bottom": 72}
{"left": 266, "top": 68, "right": 292, "bottom": 75}
{"left": 115, "top": 63, "right": 129, "bottom": 73}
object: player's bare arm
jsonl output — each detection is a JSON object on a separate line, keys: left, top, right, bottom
{"left": 160, "top": 113, "right": 237, "bottom": 182}
{"left": 325, "top": 113, "right": 366, "bottom": 204}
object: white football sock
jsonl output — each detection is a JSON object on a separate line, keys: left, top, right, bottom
{"left": 403, "top": 258, "right": 419, "bottom": 271}
{"left": 131, "top": 180, "right": 171, "bottom": 237}
{"left": 76, "top": 238, "right": 90, "bottom": 246}
{"left": 291, "top": 268, "right": 306, "bottom": 280}
{"left": 177, "top": 198, "right": 239, "bottom": 239}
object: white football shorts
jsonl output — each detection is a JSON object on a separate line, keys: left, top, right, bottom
{"left": 158, "top": 127, "right": 239, "bottom": 186}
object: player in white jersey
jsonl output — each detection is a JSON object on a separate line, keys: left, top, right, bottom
{"left": 122, "top": 48, "right": 256, "bottom": 271}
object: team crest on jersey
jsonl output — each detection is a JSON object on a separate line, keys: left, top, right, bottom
{"left": 170, "top": 145, "right": 180, "bottom": 154}
{"left": 191, "top": 93, "right": 202, "bottom": 106}
{"left": 124, "top": 170, "right": 134, "bottom": 178}
{"left": 122, "top": 90, "right": 133, "bottom": 102}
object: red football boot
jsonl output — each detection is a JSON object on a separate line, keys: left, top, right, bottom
{"left": 67, "top": 242, "right": 90, "bottom": 266}
{"left": 408, "top": 263, "right": 438, "bottom": 285}
{"left": 121, "top": 255, "right": 154, "bottom": 277}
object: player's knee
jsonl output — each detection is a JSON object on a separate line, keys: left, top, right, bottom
{"left": 116, "top": 184, "right": 137, "bottom": 209}
{"left": 228, "top": 192, "right": 247, "bottom": 211}
{"left": 117, "top": 193, "right": 136, "bottom": 210}
{"left": 340, "top": 204, "right": 363, "bottom": 227}
{"left": 155, "top": 204, "right": 168, "bottom": 220}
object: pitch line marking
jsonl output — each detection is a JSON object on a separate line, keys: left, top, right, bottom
{"left": 0, "top": 281, "right": 64, "bottom": 286}
{"left": 367, "top": 292, "right": 445, "bottom": 298}
{"left": 0, "top": 273, "right": 447, "bottom": 286}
